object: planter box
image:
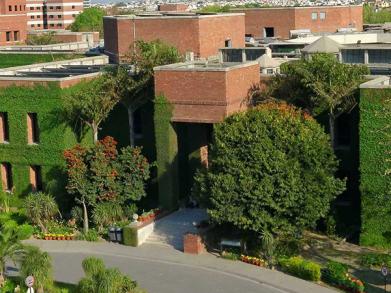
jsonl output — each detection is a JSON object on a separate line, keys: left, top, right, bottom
{"left": 183, "top": 233, "right": 205, "bottom": 254}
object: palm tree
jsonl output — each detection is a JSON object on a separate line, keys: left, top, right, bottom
{"left": 20, "top": 246, "right": 53, "bottom": 293}
{"left": 24, "top": 192, "right": 59, "bottom": 233}
{"left": 0, "top": 222, "right": 25, "bottom": 286}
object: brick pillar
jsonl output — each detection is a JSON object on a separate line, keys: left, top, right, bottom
{"left": 1, "top": 163, "right": 8, "bottom": 191}
{"left": 29, "top": 166, "right": 37, "bottom": 191}
{"left": 183, "top": 233, "right": 205, "bottom": 254}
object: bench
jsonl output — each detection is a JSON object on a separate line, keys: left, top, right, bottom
{"left": 220, "top": 238, "right": 246, "bottom": 253}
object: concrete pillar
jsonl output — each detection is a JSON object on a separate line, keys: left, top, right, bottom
{"left": 364, "top": 49, "right": 369, "bottom": 64}
{"left": 241, "top": 49, "right": 246, "bottom": 62}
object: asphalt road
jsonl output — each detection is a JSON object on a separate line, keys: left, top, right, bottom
{"left": 50, "top": 252, "right": 285, "bottom": 293}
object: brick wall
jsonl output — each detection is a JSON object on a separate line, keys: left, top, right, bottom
{"left": 103, "top": 14, "right": 245, "bottom": 63}
{"left": 0, "top": 14, "right": 27, "bottom": 45}
{"left": 154, "top": 62, "right": 260, "bottom": 123}
{"left": 158, "top": 3, "right": 188, "bottom": 12}
{"left": 235, "top": 5, "right": 363, "bottom": 39}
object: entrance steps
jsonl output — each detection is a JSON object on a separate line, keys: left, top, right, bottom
{"left": 144, "top": 208, "right": 208, "bottom": 250}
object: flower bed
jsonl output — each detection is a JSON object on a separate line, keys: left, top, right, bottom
{"left": 43, "top": 233, "right": 75, "bottom": 240}
{"left": 322, "top": 261, "right": 365, "bottom": 293}
{"left": 137, "top": 208, "right": 162, "bottom": 223}
{"left": 240, "top": 255, "right": 268, "bottom": 267}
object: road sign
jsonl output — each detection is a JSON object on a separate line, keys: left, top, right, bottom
{"left": 382, "top": 266, "right": 389, "bottom": 277}
{"left": 25, "top": 276, "right": 34, "bottom": 288}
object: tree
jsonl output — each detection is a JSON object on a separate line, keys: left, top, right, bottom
{"left": 64, "top": 136, "right": 150, "bottom": 232}
{"left": 64, "top": 73, "right": 120, "bottom": 143}
{"left": 69, "top": 7, "right": 105, "bottom": 34}
{"left": 78, "top": 257, "right": 145, "bottom": 293}
{"left": 193, "top": 102, "right": 345, "bottom": 237}
{"left": 114, "top": 40, "right": 182, "bottom": 146}
{"left": 269, "top": 54, "right": 368, "bottom": 148}
{"left": 24, "top": 192, "right": 59, "bottom": 233}
{"left": 20, "top": 246, "right": 53, "bottom": 293}
{"left": 0, "top": 222, "right": 27, "bottom": 286}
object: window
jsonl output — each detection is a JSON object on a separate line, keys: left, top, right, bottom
{"left": 30, "top": 7, "right": 34, "bottom": 10}
{"left": 57, "top": 23, "right": 62, "bottom": 27}
{"left": 29, "top": 165, "right": 42, "bottom": 191}
{"left": 27, "top": 113, "right": 39, "bottom": 144}
{"left": 58, "top": 15, "right": 62, "bottom": 18}
{"left": 14, "top": 5, "right": 17, "bottom": 11}
{"left": 266, "top": 68, "right": 274, "bottom": 74}
{"left": 37, "top": 15, "right": 40, "bottom": 18}
{"left": 37, "top": 24, "right": 41, "bottom": 27}
{"left": 0, "top": 113, "right": 9, "bottom": 143}
{"left": 6, "top": 32, "right": 11, "bottom": 42}
{"left": 311, "top": 12, "right": 318, "bottom": 20}
{"left": 56, "top": 6, "right": 61, "bottom": 9}
{"left": 264, "top": 27, "right": 274, "bottom": 38}
{"left": 8, "top": 5, "right": 12, "bottom": 11}
{"left": 1, "top": 163, "right": 13, "bottom": 192}
{"left": 50, "top": 23, "right": 54, "bottom": 27}
{"left": 320, "top": 12, "right": 326, "bottom": 20}
{"left": 49, "top": 6, "right": 53, "bottom": 9}
{"left": 19, "top": 5, "right": 22, "bottom": 11}
{"left": 72, "top": 5, "right": 75, "bottom": 8}
{"left": 72, "top": 14, "right": 76, "bottom": 17}
{"left": 13, "top": 31, "right": 19, "bottom": 41}
{"left": 31, "top": 24, "right": 35, "bottom": 28}
{"left": 49, "top": 15, "right": 54, "bottom": 18}
{"left": 31, "top": 15, "right": 35, "bottom": 19}
{"left": 224, "top": 39, "right": 232, "bottom": 48}
{"left": 37, "top": 6, "right": 40, "bottom": 10}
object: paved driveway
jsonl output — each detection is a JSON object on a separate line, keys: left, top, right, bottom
{"left": 24, "top": 240, "right": 338, "bottom": 293}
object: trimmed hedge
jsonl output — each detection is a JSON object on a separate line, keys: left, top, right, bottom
{"left": 359, "top": 88, "right": 391, "bottom": 247}
{"left": 279, "top": 256, "right": 321, "bottom": 281}
{"left": 122, "top": 226, "right": 138, "bottom": 247}
{"left": 0, "top": 84, "right": 92, "bottom": 207}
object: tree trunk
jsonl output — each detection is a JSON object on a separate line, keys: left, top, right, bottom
{"left": 82, "top": 201, "right": 89, "bottom": 233}
{"left": 329, "top": 114, "right": 336, "bottom": 149}
{"left": 37, "top": 219, "right": 47, "bottom": 234}
{"left": 92, "top": 122, "right": 98, "bottom": 143}
{"left": 0, "top": 271, "right": 5, "bottom": 288}
{"left": 127, "top": 106, "right": 135, "bottom": 147}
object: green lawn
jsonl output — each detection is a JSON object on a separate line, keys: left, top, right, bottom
{"left": 0, "top": 54, "right": 85, "bottom": 68}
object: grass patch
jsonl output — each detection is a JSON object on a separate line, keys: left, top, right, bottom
{"left": 0, "top": 53, "right": 85, "bottom": 68}
{"left": 55, "top": 281, "right": 77, "bottom": 293}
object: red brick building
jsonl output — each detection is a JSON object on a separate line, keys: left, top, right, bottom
{"left": 103, "top": 13, "right": 245, "bottom": 63}
{"left": 157, "top": 3, "right": 188, "bottom": 12}
{"left": 26, "top": 0, "right": 83, "bottom": 30}
{"left": 0, "top": 0, "right": 27, "bottom": 45}
{"left": 234, "top": 5, "right": 363, "bottom": 39}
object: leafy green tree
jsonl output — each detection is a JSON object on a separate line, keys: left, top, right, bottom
{"left": 78, "top": 257, "right": 145, "bottom": 293}
{"left": 64, "top": 136, "right": 150, "bottom": 232}
{"left": 64, "top": 73, "right": 120, "bottom": 142}
{"left": 257, "top": 54, "right": 369, "bottom": 148}
{"left": 69, "top": 7, "right": 105, "bottom": 34}
{"left": 20, "top": 246, "right": 53, "bottom": 293}
{"left": 198, "top": 5, "right": 231, "bottom": 12}
{"left": 364, "top": 4, "right": 391, "bottom": 23}
{"left": 0, "top": 221, "right": 27, "bottom": 286}
{"left": 24, "top": 192, "right": 59, "bottom": 233}
{"left": 112, "top": 40, "right": 182, "bottom": 146}
{"left": 193, "top": 102, "right": 345, "bottom": 237}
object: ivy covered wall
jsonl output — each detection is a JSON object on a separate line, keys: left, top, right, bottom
{"left": 360, "top": 87, "right": 391, "bottom": 248}
{"left": 0, "top": 84, "right": 93, "bottom": 208}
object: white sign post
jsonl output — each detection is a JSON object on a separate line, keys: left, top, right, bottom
{"left": 25, "top": 276, "right": 34, "bottom": 293}
{"left": 381, "top": 265, "right": 388, "bottom": 293}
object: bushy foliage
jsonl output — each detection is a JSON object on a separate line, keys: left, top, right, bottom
{"left": 69, "top": 7, "right": 105, "bottom": 34}
{"left": 194, "top": 102, "right": 345, "bottom": 237}
{"left": 279, "top": 256, "right": 321, "bottom": 281}
{"left": 24, "top": 192, "right": 59, "bottom": 233}
{"left": 364, "top": 4, "right": 391, "bottom": 23}
{"left": 322, "top": 261, "right": 365, "bottom": 293}
{"left": 78, "top": 257, "right": 145, "bottom": 293}
{"left": 26, "top": 32, "right": 57, "bottom": 45}
{"left": 20, "top": 246, "right": 54, "bottom": 293}
{"left": 360, "top": 252, "right": 391, "bottom": 268}
{"left": 64, "top": 136, "right": 150, "bottom": 232}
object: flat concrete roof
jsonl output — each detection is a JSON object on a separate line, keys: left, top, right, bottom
{"left": 232, "top": 4, "right": 362, "bottom": 11}
{"left": 104, "top": 12, "right": 244, "bottom": 20}
{"left": 342, "top": 43, "right": 391, "bottom": 49}
{"left": 154, "top": 60, "right": 259, "bottom": 72}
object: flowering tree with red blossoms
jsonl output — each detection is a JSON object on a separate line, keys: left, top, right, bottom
{"left": 64, "top": 136, "right": 150, "bottom": 232}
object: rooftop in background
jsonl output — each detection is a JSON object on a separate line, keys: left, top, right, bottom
{"left": 0, "top": 53, "right": 86, "bottom": 69}
{"left": 105, "top": 11, "right": 244, "bottom": 19}
{"left": 0, "top": 55, "right": 108, "bottom": 88}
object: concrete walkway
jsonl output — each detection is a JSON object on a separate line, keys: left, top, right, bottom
{"left": 145, "top": 208, "right": 208, "bottom": 249}
{"left": 25, "top": 239, "right": 338, "bottom": 293}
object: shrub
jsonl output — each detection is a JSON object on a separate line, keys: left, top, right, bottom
{"left": 77, "top": 229, "right": 99, "bottom": 242}
{"left": 16, "top": 224, "right": 34, "bottom": 240}
{"left": 24, "top": 192, "right": 59, "bottom": 233}
{"left": 360, "top": 253, "right": 391, "bottom": 268}
{"left": 78, "top": 257, "right": 145, "bottom": 293}
{"left": 92, "top": 202, "right": 124, "bottom": 230}
{"left": 20, "top": 246, "right": 54, "bottom": 292}
{"left": 322, "top": 261, "right": 365, "bottom": 293}
{"left": 122, "top": 226, "right": 138, "bottom": 247}
{"left": 279, "top": 256, "right": 321, "bottom": 281}
{"left": 275, "top": 237, "right": 301, "bottom": 258}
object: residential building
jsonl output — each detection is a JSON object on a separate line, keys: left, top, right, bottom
{"left": 26, "top": 0, "right": 83, "bottom": 30}
{"left": 233, "top": 5, "right": 363, "bottom": 39}
{"left": 103, "top": 12, "right": 245, "bottom": 63}
{"left": 0, "top": 0, "right": 27, "bottom": 45}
